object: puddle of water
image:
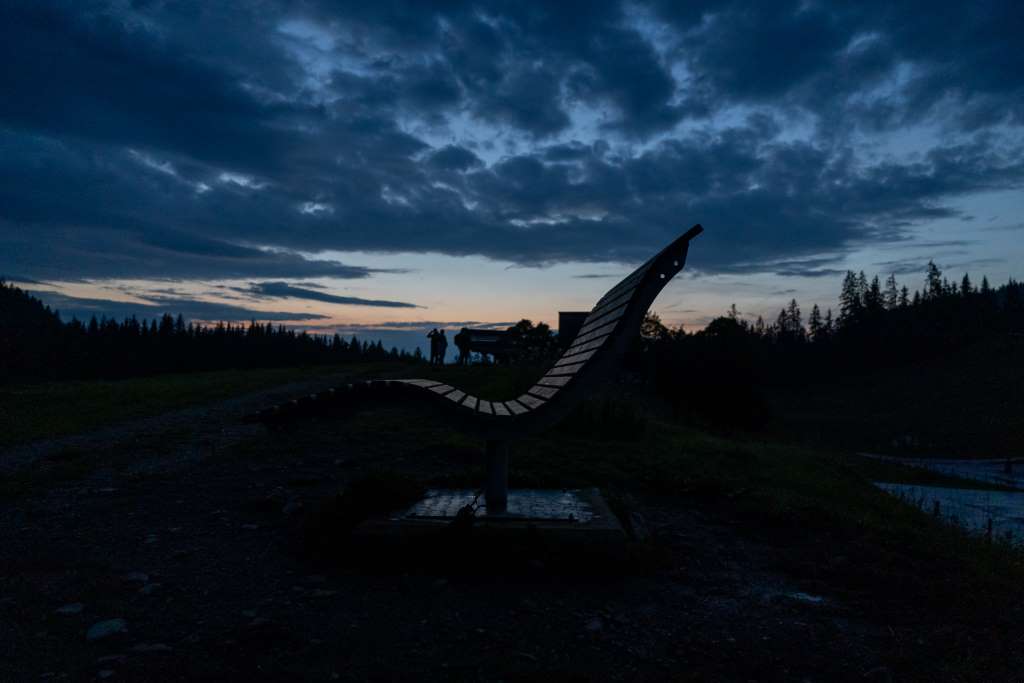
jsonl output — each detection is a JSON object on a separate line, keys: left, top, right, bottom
{"left": 860, "top": 453, "right": 1024, "bottom": 490}
{"left": 876, "top": 482, "right": 1024, "bottom": 543}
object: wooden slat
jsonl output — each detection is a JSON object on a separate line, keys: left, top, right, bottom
{"left": 576, "top": 303, "right": 627, "bottom": 338}
{"left": 397, "top": 379, "right": 442, "bottom": 388}
{"left": 529, "top": 385, "right": 559, "bottom": 399}
{"left": 462, "top": 396, "right": 478, "bottom": 411}
{"left": 571, "top": 319, "right": 618, "bottom": 347}
{"left": 505, "top": 400, "right": 529, "bottom": 415}
{"left": 546, "top": 361, "right": 586, "bottom": 376}
{"left": 594, "top": 266, "right": 645, "bottom": 306}
{"left": 429, "top": 384, "right": 455, "bottom": 395}
{"left": 445, "top": 389, "right": 466, "bottom": 403}
{"left": 564, "top": 335, "right": 608, "bottom": 357}
{"left": 554, "top": 349, "right": 596, "bottom": 367}
{"left": 593, "top": 256, "right": 654, "bottom": 306}
{"left": 517, "top": 394, "right": 545, "bottom": 410}
{"left": 492, "top": 402, "right": 511, "bottom": 416}
{"left": 587, "top": 288, "right": 634, "bottom": 323}
{"left": 595, "top": 277, "right": 638, "bottom": 307}
{"left": 536, "top": 375, "right": 570, "bottom": 387}
{"left": 478, "top": 400, "right": 493, "bottom": 415}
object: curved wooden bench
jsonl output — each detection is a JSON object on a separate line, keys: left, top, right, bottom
{"left": 259, "top": 224, "right": 704, "bottom": 511}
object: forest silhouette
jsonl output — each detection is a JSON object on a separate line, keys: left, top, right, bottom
{"left": 635, "top": 263, "right": 1024, "bottom": 429}
{"left": 2, "top": 262, "right": 1022, "bottom": 392}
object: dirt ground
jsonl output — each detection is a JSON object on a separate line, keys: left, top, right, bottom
{"left": 0, "top": 384, "right": 996, "bottom": 681}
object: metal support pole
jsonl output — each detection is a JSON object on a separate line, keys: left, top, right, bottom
{"left": 485, "top": 440, "right": 508, "bottom": 515}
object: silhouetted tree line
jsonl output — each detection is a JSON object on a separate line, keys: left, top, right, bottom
{"left": 0, "top": 281, "right": 422, "bottom": 384}
{"left": 637, "top": 262, "right": 1024, "bottom": 429}
{"left": 506, "top": 319, "right": 559, "bottom": 363}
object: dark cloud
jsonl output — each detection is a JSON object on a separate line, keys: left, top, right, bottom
{"left": 0, "top": 0, "right": 1021, "bottom": 284}
{"left": 427, "top": 145, "right": 482, "bottom": 172}
{"left": 713, "top": 255, "right": 848, "bottom": 279}
{"left": 245, "top": 282, "right": 420, "bottom": 308}
{"left": 31, "top": 291, "right": 330, "bottom": 323}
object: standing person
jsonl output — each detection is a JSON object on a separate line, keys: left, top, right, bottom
{"left": 426, "top": 328, "right": 439, "bottom": 365}
{"left": 437, "top": 329, "right": 448, "bottom": 365}
{"left": 454, "top": 327, "right": 471, "bottom": 365}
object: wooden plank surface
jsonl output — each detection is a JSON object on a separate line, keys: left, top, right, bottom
{"left": 571, "top": 319, "right": 618, "bottom": 346}
{"left": 518, "top": 394, "right": 545, "bottom": 410}
{"left": 554, "top": 349, "right": 596, "bottom": 367}
{"left": 536, "top": 375, "right": 571, "bottom": 387}
{"left": 576, "top": 303, "right": 627, "bottom": 337}
{"left": 505, "top": 400, "right": 529, "bottom": 415}
{"left": 529, "top": 385, "right": 559, "bottom": 399}
{"left": 546, "top": 361, "right": 587, "bottom": 376}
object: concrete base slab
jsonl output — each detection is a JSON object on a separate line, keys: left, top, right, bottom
{"left": 353, "top": 488, "right": 627, "bottom": 555}
{"left": 406, "top": 488, "right": 598, "bottom": 522}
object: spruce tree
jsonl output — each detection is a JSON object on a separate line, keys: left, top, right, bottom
{"left": 960, "top": 273, "right": 973, "bottom": 296}
{"left": 866, "top": 275, "right": 884, "bottom": 314}
{"left": 884, "top": 274, "right": 899, "bottom": 309}
{"left": 808, "top": 304, "right": 823, "bottom": 341}
{"left": 925, "top": 261, "right": 943, "bottom": 299}
{"left": 838, "top": 271, "right": 863, "bottom": 327}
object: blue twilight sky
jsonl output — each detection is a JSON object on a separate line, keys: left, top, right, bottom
{"left": 2, "top": 1, "right": 1023, "bottom": 355}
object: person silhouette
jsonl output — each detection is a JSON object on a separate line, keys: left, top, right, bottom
{"left": 426, "top": 328, "right": 440, "bottom": 365}
{"left": 437, "top": 329, "right": 448, "bottom": 365}
{"left": 455, "top": 327, "right": 471, "bottom": 365}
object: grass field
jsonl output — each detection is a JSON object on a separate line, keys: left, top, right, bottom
{"left": 0, "top": 363, "right": 400, "bottom": 448}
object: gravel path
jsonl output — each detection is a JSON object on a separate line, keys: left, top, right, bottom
{"left": 0, "top": 371, "right": 357, "bottom": 476}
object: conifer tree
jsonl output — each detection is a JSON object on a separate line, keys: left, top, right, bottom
{"left": 925, "top": 261, "right": 943, "bottom": 299}
{"left": 866, "top": 275, "right": 884, "bottom": 314}
{"left": 884, "top": 274, "right": 899, "bottom": 309}
{"left": 838, "top": 271, "right": 863, "bottom": 327}
{"left": 808, "top": 304, "right": 823, "bottom": 341}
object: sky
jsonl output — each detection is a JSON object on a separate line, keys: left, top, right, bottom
{"left": 2, "top": 1, "right": 1023, "bottom": 355}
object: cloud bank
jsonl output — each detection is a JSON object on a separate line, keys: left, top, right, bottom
{"left": 1, "top": 0, "right": 1021, "bottom": 283}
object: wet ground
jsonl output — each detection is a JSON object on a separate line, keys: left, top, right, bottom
{"left": 860, "top": 453, "right": 1024, "bottom": 490}
{"left": 861, "top": 452, "right": 1024, "bottom": 543}
{"left": 876, "top": 483, "right": 1024, "bottom": 542}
